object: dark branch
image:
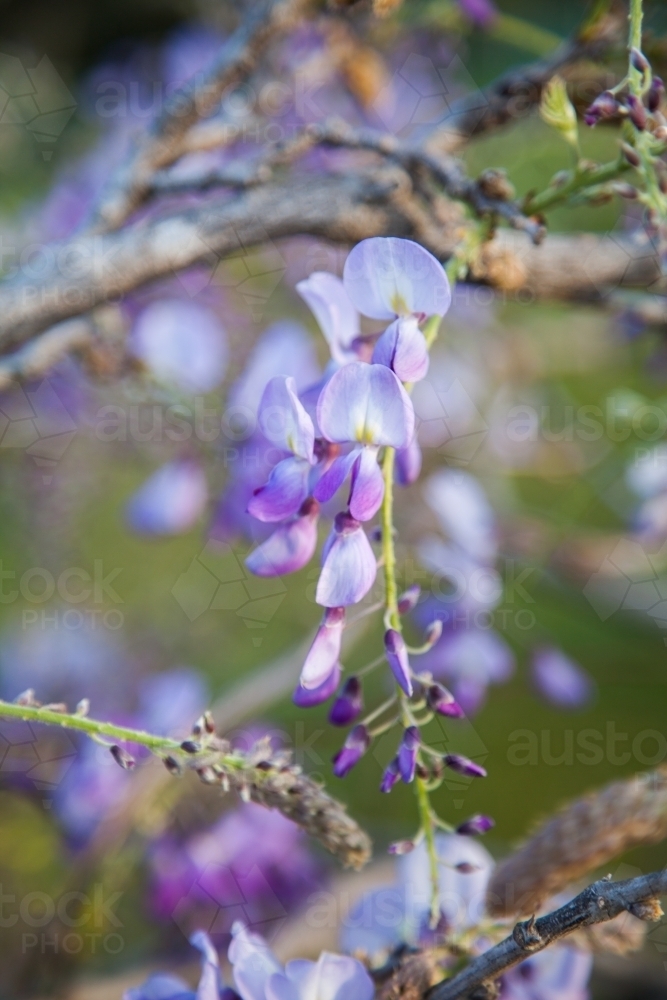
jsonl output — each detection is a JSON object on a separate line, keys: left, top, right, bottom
{"left": 428, "top": 871, "right": 667, "bottom": 1000}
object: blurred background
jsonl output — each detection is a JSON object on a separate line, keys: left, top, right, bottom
{"left": 0, "top": 0, "right": 666, "bottom": 997}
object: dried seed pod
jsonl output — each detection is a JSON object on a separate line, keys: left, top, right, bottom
{"left": 486, "top": 767, "right": 667, "bottom": 917}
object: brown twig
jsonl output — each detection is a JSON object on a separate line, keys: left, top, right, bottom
{"left": 428, "top": 872, "right": 667, "bottom": 1000}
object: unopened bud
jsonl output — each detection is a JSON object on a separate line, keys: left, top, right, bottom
{"left": 75, "top": 698, "right": 90, "bottom": 716}
{"left": 612, "top": 182, "right": 638, "bottom": 199}
{"left": 163, "top": 756, "right": 181, "bottom": 775}
{"left": 648, "top": 77, "right": 664, "bottom": 113}
{"left": 397, "top": 584, "right": 421, "bottom": 614}
{"left": 388, "top": 839, "right": 415, "bottom": 855}
{"left": 626, "top": 94, "right": 648, "bottom": 130}
{"left": 15, "top": 689, "right": 38, "bottom": 706}
{"left": 110, "top": 745, "right": 135, "bottom": 770}
{"left": 180, "top": 740, "right": 201, "bottom": 754}
{"left": 197, "top": 766, "right": 218, "bottom": 784}
{"left": 424, "top": 620, "right": 443, "bottom": 647}
{"left": 631, "top": 48, "right": 650, "bottom": 75}
{"left": 583, "top": 90, "right": 619, "bottom": 126}
{"left": 621, "top": 142, "right": 641, "bottom": 167}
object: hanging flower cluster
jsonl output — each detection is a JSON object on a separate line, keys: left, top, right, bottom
{"left": 242, "top": 237, "right": 491, "bottom": 853}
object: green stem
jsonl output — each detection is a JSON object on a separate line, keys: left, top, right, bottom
{"left": 524, "top": 156, "right": 630, "bottom": 215}
{"left": 0, "top": 700, "right": 183, "bottom": 753}
{"left": 629, "top": 0, "right": 643, "bottom": 55}
{"left": 381, "top": 446, "right": 400, "bottom": 631}
{"left": 416, "top": 774, "right": 441, "bottom": 926}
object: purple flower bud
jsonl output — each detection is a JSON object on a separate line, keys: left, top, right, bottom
{"left": 647, "top": 76, "right": 664, "bottom": 113}
{"left": 621, "top": 142, "right": 641, "bottom": 167}
{"left": 332, "top": 724, "right": 370, "bottom": 777}
{"left": 300, "top": 606, "right": 345, "bottom": 689}
{"left": 631, "top": 47, "right": 650, "bottom": 75}
{"left": 384, "top": 629, "right": 413, "bottom": 696}
{"left": 398, "top": 584, "right": 421, "bottom": 615}
{"left": 292, "top": 662, "right": 341, "bottom": 707}
{"left": 426, "top": 683, "right": 464, "bottom": 718}
{"left": 380, "top": 757, "right": 401, "bottom": 793}
{"left": 388, "top": 839, "right": 415, "bottom": 855}
{"left": 444, "top": 753, "right": 487, "bottom": 778}
{"left": 455, "top": 861, "right": 482, "bottom": 873}
{"left": 398, "top": 726, "right": 420, "bottom": 783}
{"left": 456, "top": 814, "right": 494, "bottom": 836}
{"left": 583, "top": 90, "right": 620, "bottom": 127}
{"left": 328, "top": 676, "right": 363, "bottom": 726}
{"left": 110, "top": 745, "right": 135, "bottom": 770}
{"left": 625, "top": 93, "right": 648, "bottom": 130}
{"left": 424, "top": 620, "right": 443, "bottom": 647}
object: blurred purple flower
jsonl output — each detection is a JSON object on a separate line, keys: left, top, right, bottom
{"left": 340, "top": 833, "right": 494, "bottom": 955}
{"left": 422, "top": 628, "right": 514, "bottom": 715}
{"left": 315, "top": 362, "right": 414, "bottom": 521}
{"left": 124, "top": 929, "right": 231, "bottom": 1000}
{"left": 457, "top": 0, "right": 497, "bottom": 27}
{"left": 228, "top": 321, "right": 320, "bottom": 417}
{"left": 531, "top": 648, "right": 594, "bottom": 710}
{"left": 130, "top": 299, "right": 228, "bottom": 394}
{"left": 126, "top": 460, "right": 208, "bottom": 535}
{"left": 500, "top": 946, "right": 593, "bottom": 1000}
{"left": 229, "top": 922, "right": 373, "bottom": 1000}
{"left": 296, "top": 271, "right": 360, "bottom": 366}
{"left": 424, "top": 470, "right": 498, "bottom": 564}
{"left": 316, "top": 512, "right": 377, "bottom": 607}
{"left": 149, "top": 803, "right": 322, "bottom": 935}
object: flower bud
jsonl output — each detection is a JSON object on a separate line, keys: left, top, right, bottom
{"left": 444, "top": 753, "right": 487, "bottom": 778}
{"left": 163, "top": 755, "right": 182, "bottom": 775}
{"left": 612, "top": 182, "right": 639, "bottom": 199}
{"left": 426, "top": 683, "right": 464, "bottom": 718}
{"left": 455, "top": 861, "right": 482, "bottom": 873}
{"left": 424, "top": 620, "right": 443, "bottom": 647}
{"left": 180, "top": 740, "right": 201, "bottom": 754}
{"left": 380, "top": 757, "right": 400, "bottom": 793}
{"left": 631, "top": 47, "right": 650, "bottom": 75}
{"left": 384, "top": 629, "right": 413, "bottom": 695}
{"left": 398, "top": 726, "right": 420, "bottom": 783}
{"left": 397, "top": 584, "right": 421, "bottom": 614}
{"left": 110, "top": 745, "right": 135, "bottom": 770}
{"left": 332, "top": 724, "right": 370, "bottom": 777}
{"left": 388, "top": 839, "right": 415, "bottom": 855}
{"left": 626, "top": 93, "right": 647, "bottom": 130}
{"left": 457, "top": 814, "right": 495, "bottom": 836}
{"left": 583, "top": 90, "right": 619, "bottom": 126}
{"left": 648, "top": 76, "right": 664, "bottom": 113}
{"left": 621, "top": 142, "right": 641, "bottom": 167}
{"left": 654, "top": 124, "right": 667, "bottom": 143}
{"left": 328, "top": 676, "right": 363, "bottom": 726}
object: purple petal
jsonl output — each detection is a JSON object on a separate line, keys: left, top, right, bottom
{"left": 343, "top": 238, "right": 451, "bottom": 320}
{"left": 531, "top": 647, "right": 595, "bottom": 709}
{"left": 332, "top": 724, "right": 370, "bottom": 777}
{"left": 316, "top": 513, "right": 377, "bottom": 607}
{"left": 397, "top": 584, "right": 421, "bottom": 614}
{"left": 271, "top": 953, "right": 373, "bottom": 1000}
{"left": 372, "top": 317, "right": 430, "bottom": 383}
{"left": 328, "top": 676, "right": 363, "bottom": 726}
{"left": 229, "top": 923, "right": 283, "bottom": 1000}
{"left": 301, "top": 606, "right": 345, "bottom": 688}
{"left": 424, "top": 470, "right": 497, "bottom": 563}
{"left": 398, "top": 726, "right": 420, "bottom": 783}
{"left": 126, "top": 460, "right": 208, "bottom": 536}
{"left": 293, "top": 662, "right": 341, "bottom": 707}
{"left": 349, "top": 448, "right": 384, "bottom": 521}
{"left": 384, "top": 629, "right": 413, "bottom": 696}
{"left": 313, "top": 449, "right": 359, "bottom": 505}
{"left": 380, "top": 757, "right": 401, "bottom": 793}
{"left": 502, "top": 947, "right": 593, "bottom": 1000}
{"left": 247, "top": 456, "right": 311, "bottom": 522}
{"left": 296, "top": 272, "right": 360, "bottom": 365}
{"left": 457, "top": 0, "right": 497, "bottom": 27}
{"left": 317, "top": 362, "right": 414, "bottom": 449}
{"left": 229, "top": 320, "right": 320, "bottom": 416}
{"left": 395, "top": 434, "right": 422, "bottom": 486}
{"left": 258, "top": 376, "right": 314, "bottom": 461}
{"left": 123, "top": 973, "right": 194, "bottom": 999}
{"left": 456, "top": 814, "right": 494, "bottom": 836}
{"left": 245, "top": 500, "right": 319, "bottom": 577}
{"left": 443, "top": 754, "right": 487, "bottom": 779}
{"left": 131, "top": 299, "right": 228, "bottom": 394}
{"left": 190, "top": 931, "right": 221, "bottom": 1000}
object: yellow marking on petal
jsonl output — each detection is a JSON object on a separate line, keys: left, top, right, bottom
{"left": 390, "top": 291, "right": 410, "bottom": 316}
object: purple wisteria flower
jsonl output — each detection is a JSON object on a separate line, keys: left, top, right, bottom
{"left": 332, "top": 724, "right": 370, "bottom": 777}
{"left": 500, "top": 945, "right": 593, "bottom": 1000}
{"left": 329, "top": 676, "right": 363, "bottom": 726}
{"left": 316, "top": 512, "right": 377, "bottom": 607}
{"left": 531, "top": 648, "right": 595, "bottom": 710}
{"left": 343, "top": 238, "right": 452, "bottom": 383}
{"left": 340, "top": 833, "right": 494, "bottom": 956}
{"left": 245, "top": 498, "right": 320, "bottom": 577}
{"left": 424, "top": 470, "right": 498, "bottom": 563}
{"left": 124, "top": 930, "right": 230, "bottom": 1000}
{"left": 292, "top": 662, "right": 341, "bottom": 707}
{"left": 315, "top": 361, "right": 414, "bottom": 521}
{"left": 296, "top": 271, "right": 361, "bottom": 367}
{"left": 299, "top": 606, "right": 346, "bottom": 689}
{"left": 444, "top": 753, "right": 487, "bottom": 779}
{"left": 229, "top": 922, "right": 374, "bottom": 1000}
{"left": 247, "top": 376, "right": 316, "bottom": 523}
{"left": 384, "top": 629, "right": 413, "bottom": 696}
{"left": 131, "top": 299, "right": 228, "bottom": 394}
{"left": 398, "top": 726, "right": 420, "bottom": 783}
{"left": 457, "top": 0, "right": 497, "bottom": 27}
{"left": 126, "top": 459, "right": 208, "bottom": 535}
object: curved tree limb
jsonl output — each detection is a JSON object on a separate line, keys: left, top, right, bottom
{"left": 428, "top": 872, "right": 666, "bottom": 1000}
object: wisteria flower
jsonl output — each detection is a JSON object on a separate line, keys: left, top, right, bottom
{"left": 125, "top": 930, "right": 228, "bottom": 1000}
{"left": 316, "top": 512, "right": 377, "bottom": 607}
{"left": 247, "top": 376, "right": 316, "bottom": 522}
{"left": 343, "top": 237, "right": 452, "bottom": 383}
{"left": 531, "top": 647, "right": 595, "bottom": 710}
{"left": 229, "top": 922, "right": 373, "bottom": 1000}
{"left": 315, "top": 362, "right": 414, "bottom": 520}
{"left": 126, "top": 459, "right": 208, "bottom": 535}
{"left": 296, "top": 271, "right": 361, "bottom": 366}
{"left": 299, "top": 606, "right": 345, "bottom": 689}
{"left": 245, "top": 499, "right": 319, "bottom": 577}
